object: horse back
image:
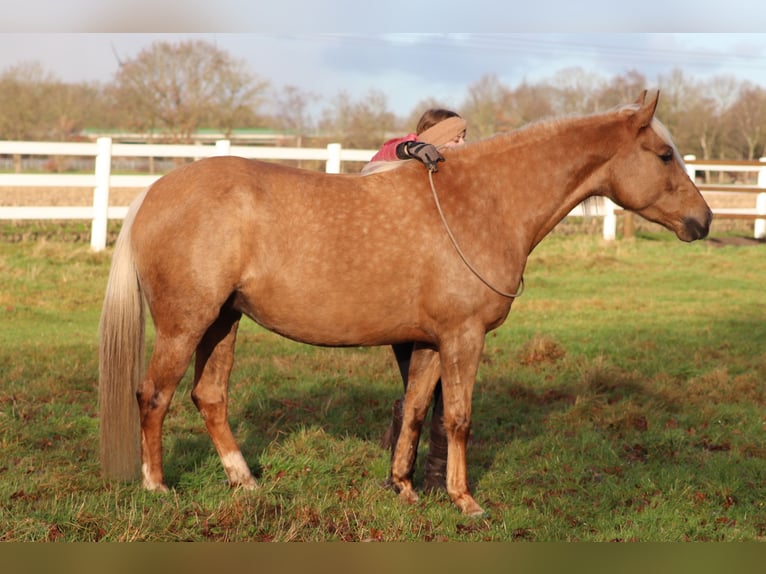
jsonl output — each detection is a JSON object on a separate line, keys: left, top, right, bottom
{"left": 130, "top": 156, "right": 498, "bottom": 346}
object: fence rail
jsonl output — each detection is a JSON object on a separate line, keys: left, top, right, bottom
{"left": 0, "top": 138, "right": 377, "bottom": 250}
{"left": 602, "top": 155, "right": 766, "bottom": 240}
{"left": 1, "top": 140, "right": 765, "bottom": 250}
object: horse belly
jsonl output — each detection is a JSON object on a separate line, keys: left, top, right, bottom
{"left": 234, "top": 268, "right": 423, "bottom": 347}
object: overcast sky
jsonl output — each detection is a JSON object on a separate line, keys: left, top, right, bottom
{"left": 2, "top": 3, "right": 766, "bottom": 118}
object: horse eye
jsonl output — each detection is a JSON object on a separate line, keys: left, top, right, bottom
{"left": 660, "top": 150, "right": 674, "bottom": 164}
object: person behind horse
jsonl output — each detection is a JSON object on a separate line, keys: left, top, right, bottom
{"left": 363, "top": 108, "right": 468, "bottom": 491}
{"left": 361, "top": 108, "right": 466, "bottom": 175}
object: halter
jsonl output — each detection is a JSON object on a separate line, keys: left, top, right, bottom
{"left": 427, "top": 168, "right": 525, "bottom": 299}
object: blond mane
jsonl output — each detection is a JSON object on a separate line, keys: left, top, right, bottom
{"left": 443, "top": 104, "right": 684, "bottom": 172}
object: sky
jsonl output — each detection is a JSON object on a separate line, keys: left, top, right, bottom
{"left": 2, "top": 3, "right": 766, "bottom": 119}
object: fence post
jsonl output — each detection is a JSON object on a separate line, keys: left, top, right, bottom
{"left": 602, "top": 198, "right": 617, "bottom": 241}
{"left": 326, "top": 143, "right": 341, "bottom": 174}
{"left": 90, "top": 137, "right": 112, "bottom": 252}
{"left": 755, "top": 157, "right": 766, "bottom": 239}
{"left": 215, "top": 139, "right": 231, "bottom": 156}
{"left": 683, "top": 154, "right": 696, "bottom": 180}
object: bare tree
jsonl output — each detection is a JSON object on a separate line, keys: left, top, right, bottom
{"left": 112, "top": 39, "right": 268, "bottom": 142}
{"left": 211, "top": 57, "right": 268, "bottom": 139}
{"left": 724, "top": 82, "right": 766, "bottom": 160}
{"left": 597, "top": 70, "right": 649, "bottom": 109}
{"left": 6, "top": 46, "right": 766, "bottom": 166}
{"left": 0, "top": 61, "right": 56, "bottom": 140}
{"left": 319, "top": 89, "right": 396, "bottom": 150}
{"left": 657, "top": 69, "right": 720, "bottom": 159}
{"left": 548, "top": 66, "right": 606, "bottom": 115}
{"left": 503, "top": 82, "right": 556, "bottom": 128}
{"left": 271, "top": 85, "right": 319, "bottom": 146}
{"left": 460, "top": 74, "right": 512, "bottom": 139}
{"left": 47, "top": 81, "right": 110, "bottom": 141}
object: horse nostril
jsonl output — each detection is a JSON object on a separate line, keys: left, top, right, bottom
{"left": 684, "top": 216, "right": 710, "bottom": 240}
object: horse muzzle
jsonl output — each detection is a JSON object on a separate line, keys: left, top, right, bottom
{"left": 680, "top": 208, "right": 713, "bottom": 242}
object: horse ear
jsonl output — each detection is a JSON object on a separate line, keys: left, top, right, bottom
{"left": 630, "top": 89, "right": 659, "bottom": 130}
{"left": 634, "top": 90, "right": 648, "bottom": 105}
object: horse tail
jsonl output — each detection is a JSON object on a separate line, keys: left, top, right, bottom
{"left": 98, "top": 189, "right": 149, "bottom": 481}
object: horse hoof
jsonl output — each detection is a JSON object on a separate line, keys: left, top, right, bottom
{"left": 456, "top": 495, "right": 485, "bottom": 517}
{"left": 398, "top": 488, "right": 420, "bottom": 505}
{"left": 232, "top": 476, "right": 258, "bottom": 491}
{"left": 144, "top": 481, "right": 169, "bottom": 493}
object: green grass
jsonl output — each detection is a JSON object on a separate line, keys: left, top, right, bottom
{"left": 1, "top": 224, "right": 765, "bottom": 541}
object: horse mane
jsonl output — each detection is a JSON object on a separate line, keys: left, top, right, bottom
{"left": 456, "top": 103, "right": 679, "bottom": 155}
{"left": 443, "top": 103, "right": 683, "bottom": 217}
{"left": 364, "top": 103, "right": 684, "bottom": 191}
{"left": 452, "top": 111, "right": 596, "bottom": 160}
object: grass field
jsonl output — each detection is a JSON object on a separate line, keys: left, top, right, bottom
{"left": 1, "top": 221, "right": 765, "bottom": 541}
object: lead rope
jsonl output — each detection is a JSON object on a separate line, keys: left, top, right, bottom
{"left": 427, "top": 169, "right": 525, "bottom": 299}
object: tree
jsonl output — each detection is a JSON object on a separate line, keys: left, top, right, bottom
{"left": 0, "top": 61, "right": 56, "bottom": 140}
{"left": 48, "top": 81, "right": 109, "bottom": 141}
{"left": 271, "top": 85, "right": 319, "bottom": 146}
{"left": 319, "top": 89, "right": 396, "bottom": 150}
{"left": 657, "top": 69, "right": 721, "bottom": 159}
{"left": 112, "top": 39, "right": 269, "bottom": 142}
{"left": 547, "top": 66, "right": 606, "bottom": 115}
{"left": 460, "top": 74, "right": 510, "bottom": 138}
{"left": 724, "top": 83, "right": 766, "bottom": 160}
{"left": 503, "top": 82, "right": 556, "bottom": 128}
{"left": 597, "top": 70, "right": 649, "bottom": 109}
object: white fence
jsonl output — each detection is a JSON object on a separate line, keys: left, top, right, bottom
{"left": 0, "top": 138, "right": 376, "bottom": 251}
{"left": 1, "top": 140, "right": 765, "bottom": 251}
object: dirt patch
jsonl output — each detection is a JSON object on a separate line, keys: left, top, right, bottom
{"left": 705, "top": 236, "right": 766, "bottom": 248}
{"left": 517, "top": 335, "right": 567, "bottom": 366}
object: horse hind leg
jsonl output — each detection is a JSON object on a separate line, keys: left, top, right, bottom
{"left": 138, "top": 332, "right": 199, "bottom": 491}
{"left": 191, "top": 307, "right": 256, "bottom": 489}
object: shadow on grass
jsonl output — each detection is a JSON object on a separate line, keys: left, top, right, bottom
{"left": 158, "top": 312, "right": 765, "bottom": 499}
{"left": 164, "top": 362, "right": 655, "bottom": 495}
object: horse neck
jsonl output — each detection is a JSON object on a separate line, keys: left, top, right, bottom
{"left": 465, "top": 113, "right": 623, "bottom": 251}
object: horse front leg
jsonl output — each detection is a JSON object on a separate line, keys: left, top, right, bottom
{"left": 439, "top": 329, "right": 486, "bottom": 517}
{"left": 390, "top": 344, "right": 441, "bottom": 505}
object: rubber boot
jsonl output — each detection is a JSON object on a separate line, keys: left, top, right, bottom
{"left": 423, "top": 392, "right": 448, "bottom": 492}
{"left": 382, "top": 343, "right": 414, "bottom": 485}
{"left": 380, "top": 398, "right": 403, "bottom": 451}
{"left": 381, "top": 398, "right": 404, "bottom": 488}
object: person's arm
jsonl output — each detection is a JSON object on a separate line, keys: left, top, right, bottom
{"left": 369, "top": 134, "right": 418, "bottom": 162}
{"left": 395, "top": 141, "right": 445, "bottom": 172}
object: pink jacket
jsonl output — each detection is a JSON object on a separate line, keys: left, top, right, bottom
{"left": 368, "top": 133, "right": 418, "bottom": 162}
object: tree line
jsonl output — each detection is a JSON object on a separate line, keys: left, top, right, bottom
{"left": 2, "top": 39, "right": 765, "bottom": 161}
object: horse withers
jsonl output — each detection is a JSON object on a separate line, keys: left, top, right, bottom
{"left": 99, "top": 91, "right": 711, "bottom": 516}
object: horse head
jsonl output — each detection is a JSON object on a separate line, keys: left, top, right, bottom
{"left": 608, "top": 90, "right": 712, "bottom": 242}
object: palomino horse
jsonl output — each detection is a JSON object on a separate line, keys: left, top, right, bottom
{"left": 99, "top": 91, "right": 711, "bottom": 516}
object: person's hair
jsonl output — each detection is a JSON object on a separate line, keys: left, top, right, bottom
{"left": 416, "top": 109, "right": 461, "bottom": 135}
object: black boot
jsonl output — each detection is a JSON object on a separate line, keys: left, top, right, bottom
{"left": 380, "top": 398, "right": 403, "bottom": 451}
{"left": 383, "top": 344, "right": 412, "bottom": 450}
{"left": 381, "top": 398, "right": 404, "bottom": 488}
{"left": 423, "top": 389, "right": 448, "bottom": 492}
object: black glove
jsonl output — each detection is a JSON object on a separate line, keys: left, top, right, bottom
{"left": 395, "top": 141, "right": 445, "bottom": 172}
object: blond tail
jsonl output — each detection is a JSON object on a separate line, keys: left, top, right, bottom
{"left": 98, "top": 189, "right": 149, "bottom": 481}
